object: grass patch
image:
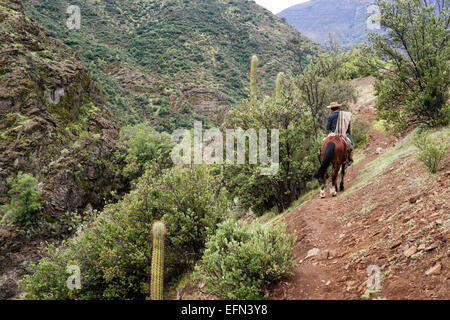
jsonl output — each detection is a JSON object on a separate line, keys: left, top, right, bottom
{"left": 166, "top": 271, "right": 194, "bottom": 299}
{"left": 427, "top": 126, "right": 450, "bottom": 140}
{"left": 360, "top": 201, "right": 375, "bottom": 215}
{"left": 345, "top": 128, "right": 418, "bottom": 194}
{"left": 414, "top": 127, "right": 449, "bottom": 173}
{"left": 361, "top": 289, "right": 381, "bottom": 299}
{"left": 373, "top": 119, "right": 388, "bottom": 133}
{"left": 0, "top": 113, "right": 33, "bottom": 140}
{"left": 259, "top": 186, "right": 320, "bottom": 227}
{"left": 353, "top": 149, "right": 366, "bottom": 165}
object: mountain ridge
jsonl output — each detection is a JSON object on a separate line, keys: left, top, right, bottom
{"left": 23, "top": 0, "right": 323, "bottom": 129}
{"left": 278, "top": 0, "right": 376, "bottom": 47}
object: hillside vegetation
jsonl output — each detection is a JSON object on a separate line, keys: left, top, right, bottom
{"left": 1, "top": 0, "right": 448, "bottom": 301}
{"left": 14, "top": 35, "right": 375, "bottom": 300}
{"left": 0, "top": 0, "right": 127, "bottom": 298}
{"left": 0, "top": 0, "right": 126, "bottom": 220}
{"left": 23, "top": 0, "right": 322, "bottom": 129}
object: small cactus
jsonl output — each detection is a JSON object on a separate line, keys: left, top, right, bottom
{"left": 150, "top": 221, "right": 166, "bottom": 300}
{"left": 275, "top": 72, "right": 284, "bottom": 99}
{"left": 250, "top": 55, "right": 258, "bottom": 103}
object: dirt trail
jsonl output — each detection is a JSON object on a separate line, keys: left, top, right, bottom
{"left": 270, "top": 76, "right": 449, "bottom": 300}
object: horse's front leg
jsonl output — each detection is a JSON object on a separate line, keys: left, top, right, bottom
{"left": 340, "top": 164, "right": 346, "bottom": 192}
{"left": 320, "top": 172, "right": 328, "bottom": 198}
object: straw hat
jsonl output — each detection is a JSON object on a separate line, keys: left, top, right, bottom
{"left": 326, "top": 101, "right": 343, "bottom": 109}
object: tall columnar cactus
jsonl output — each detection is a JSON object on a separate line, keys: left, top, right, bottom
{"left": 151, "top": 221, "right": 166, "bottom": 300}
{"left": 275, "top": 72, "right": 285, "bottom": 99}
{"left": 250, "top": 55, "right": 258, "bottom": 103}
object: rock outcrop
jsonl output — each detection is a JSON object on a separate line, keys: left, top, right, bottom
{"left": 0, "top": 0, "right": 127, "bottom": 219}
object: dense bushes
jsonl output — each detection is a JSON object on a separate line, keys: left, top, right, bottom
{"left": 223, "top": 44, "right": 358, "bottom": 215}
{"left": 1, "top": 172, "right": 41, "bottom": 230}
{"left": 195, "top": 220, "right": 296, "bottom": 300}
{"left": 119, "top": 123, "right": 174, "bottom": 182}
{"left": 351, "top": 121, "right": 370, "bottom": 148}
{"left": 23, "top": 0, "right": 321, "bottom": 127}
{"left": 414, "top": 130, "right": 448, "bottom": 174}
{"left": 224, "top": 79, "right": 320, "bottom": 214}
{"left": 370, "top": 0, "right": 449, "bottom": 129}
{"left": 340, "top": 47, "right": 387, "bottom": 80}
{"left": 20, "top": 165, "right": 228, "bottom": 299}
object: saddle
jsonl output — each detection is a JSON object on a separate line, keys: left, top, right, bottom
{"left": 323, "top": 133, "right": 353, "bottom": 165}
{"left": 324, "top": 133, "right": 352, "bottom": 148}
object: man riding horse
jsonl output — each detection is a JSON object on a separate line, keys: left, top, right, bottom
{"left": 313, "top": 101, "right": 355, "bottom": 198}
{"left": 326, "top": 101, "right": 354, "bottom": 164}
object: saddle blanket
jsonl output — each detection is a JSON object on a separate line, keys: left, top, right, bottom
{"left": 324, "top": 133, "right": 352, "bottom": 148}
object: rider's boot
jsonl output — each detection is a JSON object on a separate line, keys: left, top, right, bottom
{"left": 347, "top": 146, "right": 354, "bottom": 165}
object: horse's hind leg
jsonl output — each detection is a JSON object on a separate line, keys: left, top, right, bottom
{"left": 331, "top": 164, "right": 340, "bottom": 197}
{"left": 340, "top": 164, "right": 346, "bottom": 192}
{"left": 320, "top": 172, "right": 328, "bottom": 198}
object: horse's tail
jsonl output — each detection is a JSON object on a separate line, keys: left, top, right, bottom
{"left": 314, "top": 142, "right": 335, "bottom": 179}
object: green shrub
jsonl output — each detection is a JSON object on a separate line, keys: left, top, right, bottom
{"left": 195, "top": 220, "right": 296, "bottom": 300}
{"left": 18, "top": 244, "right": 75, "bottom": 300}
{"left": 1, "top": 171, "right": 41, "bottom": 230}
{"left": 224, "top": 72, "right": 320, "bottom": 215}
{"left": 119, "top": 123, "right": 174, "bottom": 183}
{"left": 414, "top": 131, "right": 448, "bottom": 174}
{"left": 20, "top": 165, "right": 228, "bottom": 299}
{"left": 340, "top": 47, "right": 387, "bottom": 79}
{"left": 370, "top": 0, "right": 449, "bottom": 129}
{"left": 351, "top": 121, "right": 370, "bottom": 148}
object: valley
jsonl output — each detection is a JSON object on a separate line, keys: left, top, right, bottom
{"left": 0, "top": 0, "right": 448, "bottom": 302}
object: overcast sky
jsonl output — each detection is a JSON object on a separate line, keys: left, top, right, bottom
{"left": 254, "top": 0, "right": 310, "bottom": 14}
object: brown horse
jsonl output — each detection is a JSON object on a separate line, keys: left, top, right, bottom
{"left": 314, "top": 136, "right": 349, "bottom": 198}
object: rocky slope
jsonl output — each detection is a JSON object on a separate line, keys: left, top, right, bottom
{"left": 278, "top": 0, "right": 376, "bottom": 47}
{"left": 0, "top": 0, "right": 130, "bottom": 298}
{"left": 22, "top": 0, "right": 323, "bottom": 129}
{"left": 0, "top": 0, "right": 127, "bottom": 225}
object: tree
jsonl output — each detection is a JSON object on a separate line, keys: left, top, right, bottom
{"left": 1, "top": 172, "right": 41, "bottom": 230}
{"left": 295, "top": 38, "right": 355, "bottom": 142}
{"left": 369, "top": 0, "right": 449, "bottom": 129}
{"left": 224, "top": 59, "right": 319, "bottom": 214}
{"left": 286, "top": 37, "right": 312, "bottom": 76}
{"left": 119, "top": 123, "right": 174, "bottom": 183}
{"left": 340, "top": 45, "right": 389, "bottom": 79}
